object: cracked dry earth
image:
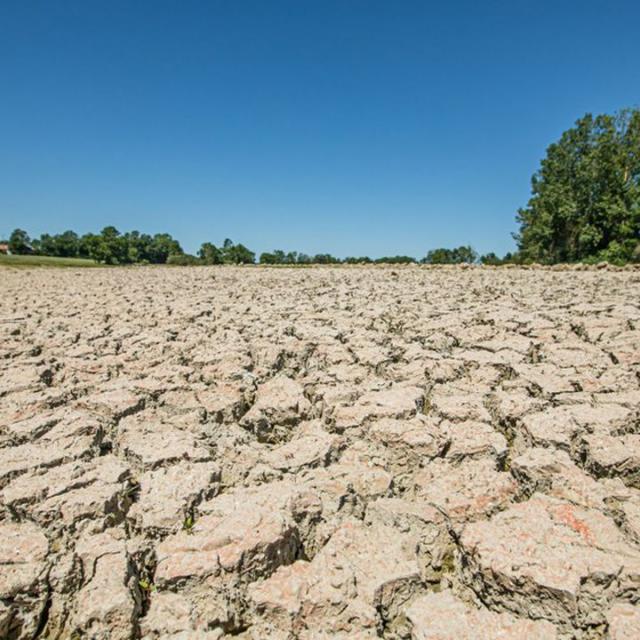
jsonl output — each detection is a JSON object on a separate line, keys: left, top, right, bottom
{"left": 1, "top": 266, "right": 640, "bottom": 640}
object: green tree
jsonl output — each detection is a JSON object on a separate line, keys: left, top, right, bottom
{"left": 198, "top": 242, "right": 223, "bottom": 264}
{"left": 516, "top": 109, "right": 640, "bottom": 263}
{"left": 480, "top": 252, "right": 502, "bottom": 265}
{"left": 344, "top": 256, "right": 372, "bottom": 264}
{"left": 422, "top": 246, "right": 477, "bottom": 264}
{"left": 229, "top": 243, "right": 255, "bottom": 264}
{"left": 259, "top": 249, "right": 296, "bottom": 264}
{"left": 422, "top": 248, "right": 453, "bottom": 264}
{"left": 55, "top": 230, "right": 80, "bottom": 257}
{"left": 259, "top": 251, "right": 277, "bottom": 264}
{"left": 32, "top": 230, "right": 80, "bottom": 257}
{"left": 123, "top": 231, "right": 153, "bottom": 263}
{"left": 99, "top": 226, "right": 128, "bottom": 264}
{"left": 312, "top": 253, "right": 340, "bottom": 264}
{"left": 149, "top": 233, "right": 183, "bottom": 264}
{"left": 374, "top": 255, "right": 416, "bottom": 264}
{"left": 452, "top": 246, "right": 478, "bottom": 264}
{"left": 220, "top": 239, "right": 255, "bottom": 264}
{"left": 9, "top": 228, "right": 31, "bottom": 254}
{"left": 78, "top": 232, "right": 105, "bottom": 262}
{"left": 34, "top": 233, "right": 54, "bottom": 255}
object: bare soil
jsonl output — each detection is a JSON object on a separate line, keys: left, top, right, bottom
{"left": 1, "top": 265, "right": 639, "bottom": 639}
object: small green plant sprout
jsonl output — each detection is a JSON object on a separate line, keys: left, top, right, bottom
{"left": 183, "top": 514, "right": 195, "bottom": 534}
{"left": 138, "top": 578, "right": 156, "bottom": 592}
{"left": 125, "top": 481, "right": 140, "bottom": 500}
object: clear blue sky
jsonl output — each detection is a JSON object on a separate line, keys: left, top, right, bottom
{"left": 1, "top": 1, "right": 639, "bottom": 258}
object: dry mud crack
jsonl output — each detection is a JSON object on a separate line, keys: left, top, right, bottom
{"left": 1, "top": 265, "right": 640, "bottom": 639}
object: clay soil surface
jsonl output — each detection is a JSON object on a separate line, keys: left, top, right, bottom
{"left": 1, "top": 265, "right": 640, "bottom": 639}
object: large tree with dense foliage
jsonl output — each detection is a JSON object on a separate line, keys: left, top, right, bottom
{"left": 198, "top": 242, "right": 223, "bottom": 264}
{"left": 147, "top": 233, "right": 183, "bottom": 263}
{"left": 515, "top": 109, "right": 640, "bottom": 264}
{"left": 220, "top": 239, "right": 255, "bottom": 264}
{"left": 33, "top": 230, "right": 80, "bottom": 257}
{"left": 8, "top": 228, "right": 31, "bottom": 254}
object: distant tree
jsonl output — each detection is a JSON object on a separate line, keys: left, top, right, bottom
{"left": 221, "top": 239, "right": 255, "bottom": 264}
{"left": 123, "top": 230, "right": 153, "bottom": 263}
{"left": 480, "top": 252, "right": 502, "bottom": 265}
{"left": 198, "top": 242, "right": 223, "bottom": 264}
{"left": 31, "top": 230, "right": 80, "bottom": 257}
{"left": 20, "top": 226, "right": 196, "bottom": 264}
{"left": 422, "top": 248, "right": 451, "bottom": 264}
{"left": 76, "top": 226, "right": 127, "bottom": 264}
{"left": 516, "top": 108, "right": 640, "bottom": 264}
{"left": 259, "top": 249, "right": 300, "bottom": 265}
{"left": 422, "top": 246, "right": 477, "bottom": 264}
{"left": 220, "top": 239, "right": 234, "bottom": 263}
{"left": 34, "top": 233, "right": 53, "bottom": 255}
{"left": 500, "top": 251, "right": 524, "bottom": 264}
{"left": 55, "top": 230, "right": 80, "bottom": 257}
{"left": 99, "top": 226, "right": 128, "bottom": 264}
{"left": 259, "top": 251, "right": 277, "bottom": 264}
{"left": 79, "top": 233, "right": 99, "bottom": 260}
{"left": 8, "top": 228, "right": 31, "bottom": 254}
{"left": 453, "top": 246, "right": 478, "bottom": 263}
{"left": 374, "top": 255, "right": 416, "bottom": 264}
{"left": 229, "top": 243, "right": 255, "bottom": 264}
{"left": 344, "top": 256, "right": 372, "bottom": 264}
{"left": 312, "top": 253, "right": 340, "bottom": 264}
{"left": 148, "top": 233, "right": 183, "bottom": 264}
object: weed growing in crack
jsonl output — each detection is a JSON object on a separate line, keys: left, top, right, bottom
{"left": 138, "top": 579, "right": 157, "bottom": 593}
{"left": 183, "top": 514, "right": 195, "bottom": 534}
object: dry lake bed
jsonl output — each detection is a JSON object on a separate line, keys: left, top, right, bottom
{"left": 1, "top": 265, "right": 640, "bottom": 639}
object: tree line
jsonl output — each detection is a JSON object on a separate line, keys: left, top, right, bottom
{"left": 4, "top": 227, "right": 492, "bottom": 265}
{"left": 5, "top": 227, "right": 183, "bottom": 265}
{"left": 4, "top": 107, "right": 638, "bottom": 266}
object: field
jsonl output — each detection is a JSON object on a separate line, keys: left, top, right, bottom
{"left": 0, "top": 254, "right": 100, "bottom": 268}
{"left": 1, "top": 265, "right": 640, "bottom": 639}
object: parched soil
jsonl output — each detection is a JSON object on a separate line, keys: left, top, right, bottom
{"left": 1, "top": 265, "right": 640, "bottom": 639}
